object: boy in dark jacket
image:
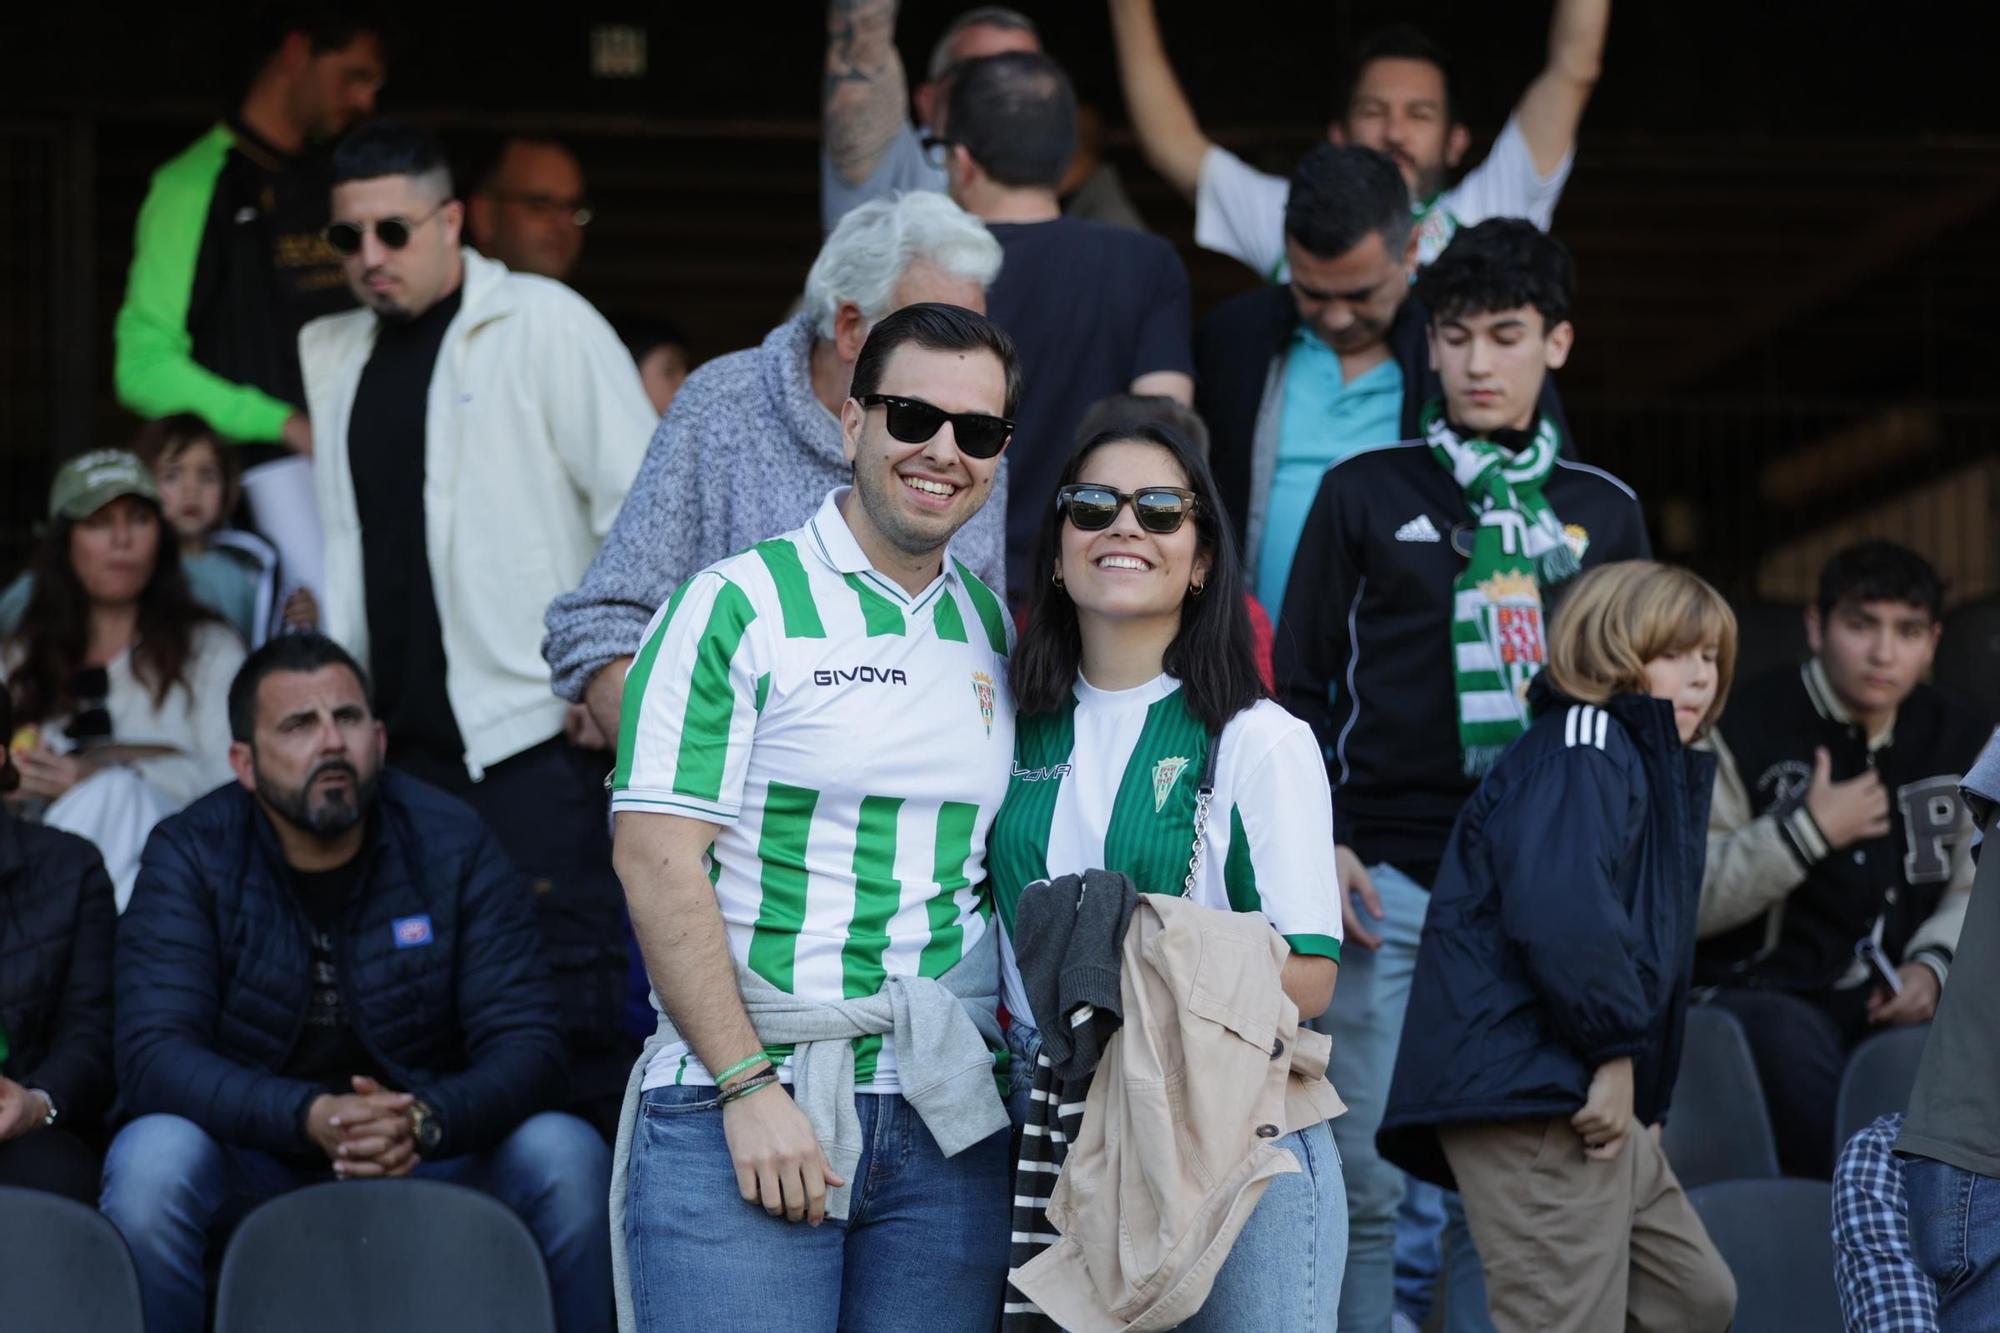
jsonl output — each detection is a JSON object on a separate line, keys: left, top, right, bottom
{"left": 1699, "top": 541, "right": 1987, "bottom": 1178}
{"left": 0, "top": 686, "right": 116, "bottom": 1202}
{"left": 1381, "top": 561, "right": 1739, "bottom": 1333}
{"left": 99, "top": 634, "right": 609, "bottom": 1333}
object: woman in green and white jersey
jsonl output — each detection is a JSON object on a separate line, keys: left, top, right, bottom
{"left": 989, "top": 410, "right": 1347, "bottom": 1328}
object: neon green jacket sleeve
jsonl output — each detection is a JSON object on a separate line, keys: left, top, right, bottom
{"left": 113, "top": 124, "right": 293, "bottom": 444}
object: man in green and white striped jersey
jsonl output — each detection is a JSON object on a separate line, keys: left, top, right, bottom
{"left": 610, "top": 304, "right": 1021, "bottom": 1329}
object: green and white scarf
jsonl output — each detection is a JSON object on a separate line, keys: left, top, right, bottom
{"left": 1424, "top": 401, "right": 1581, "bottom": 776}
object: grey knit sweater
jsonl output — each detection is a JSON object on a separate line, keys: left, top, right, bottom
{"left": 541, "top": 312, "right": 1010, "bottom": 701}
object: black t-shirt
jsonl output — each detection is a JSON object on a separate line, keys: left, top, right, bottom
{"left": 350, "top": 285, "right": 467, "bottom": 789}
{"left": 280, "top": 852, "right": 378, "bottom": 1092}
{"left": 983, "top": 217, "right": 1194, "bottom": 596}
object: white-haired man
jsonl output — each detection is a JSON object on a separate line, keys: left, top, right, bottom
{"left": 542, "top": 190, "right": 1006, "bottom": 740}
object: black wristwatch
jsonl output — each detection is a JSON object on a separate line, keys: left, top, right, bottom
{"left": 409, "top": 1099, "right": 442, "bottom": 1154}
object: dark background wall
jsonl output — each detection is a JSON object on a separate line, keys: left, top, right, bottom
{"left": 4, "top": 1, "right": 1998, "bottom": 609}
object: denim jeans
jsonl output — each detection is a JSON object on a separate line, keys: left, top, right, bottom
{"left": 99, "top": 1110, "right": 612, "bottom": 1333}
{"left": 1394, "top": 1177, "right": 1446, "bottom": 1323}
{"left": 1007, "top": 1020, "right": 1348, "bottom": 1330}
{"left": 1904, "top": 1155, "right": 2000, "bottom": 1331}
{"left": 625, "top": 1083, "right": 1011, "bottom": 1332}
{"left": 1316, "top": 860, "right": 1431, "bottom": 1332}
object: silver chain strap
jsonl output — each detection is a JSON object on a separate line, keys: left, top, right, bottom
{"left": 1182, "top": 783, "right": 1214, "bottom": 896}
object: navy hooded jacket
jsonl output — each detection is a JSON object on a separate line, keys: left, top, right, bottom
{"left": 1378, "top": 682, "right": 1717, "bottom": 1189}
{"left": 114, "top": 769, "right": 565, "bottom": 1161}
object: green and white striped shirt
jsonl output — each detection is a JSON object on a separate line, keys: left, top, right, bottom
{"left": 614, "top": 488, "right": 1016, "bottom": 1092}
{"left": 987, "top": 674, "right": 1341, "bottom": 1028}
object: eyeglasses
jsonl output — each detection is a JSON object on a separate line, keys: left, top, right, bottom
{"left": 488, "top": 191, "right": 593, "bottom": 228}
{"left": 323, "top": 203, "right": 448, "bottom": 257}
{"left": 859, "top": 394, "right": 1013, "bottom": 460}
{"left": 1057, "top": 483, "right": 1201, "bottom": 534}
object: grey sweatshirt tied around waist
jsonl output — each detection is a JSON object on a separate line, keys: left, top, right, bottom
{"left": 608, "top": 928, "right": 1010, "bottom": 1332}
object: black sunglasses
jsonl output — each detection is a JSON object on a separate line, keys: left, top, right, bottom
{"left": 1057, "top": 483, "right": 1200, "bottom": 534}
{"left": 859, "top": 394, "right": 1013, "bottom": 460}
{"left": 323, "top": 203, "right": 447, "bottom": 257}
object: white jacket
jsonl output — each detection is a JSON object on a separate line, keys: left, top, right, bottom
{"left": 300, "top": 248, "right": 655, "bottom": 776}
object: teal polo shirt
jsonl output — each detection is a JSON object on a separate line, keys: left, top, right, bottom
{"left": 1254, "top": 328, "right": 1404, "bottom": 615}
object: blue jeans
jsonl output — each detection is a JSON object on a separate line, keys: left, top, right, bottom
{"left": 1007, "top": 1020, "right": 1348, "bottom": 1330}
{"left": 1320, "top": 860, "right": 1496, "bottom": 1328}
{"left": 99, "top": 1110, "right": 611, "bottom": 1333}
{"left": 1904, "top": 1156, "right": 2000, "bottom": 1331}
{"left": 1317, "top": 861, "right": 1430, "bottom": 1332}
{"left": 1394, "top": 1177, "right": 1447, "bottom": 1322}
{"left": 626, "top": 1083, "right": 1011, "bottom": 1332}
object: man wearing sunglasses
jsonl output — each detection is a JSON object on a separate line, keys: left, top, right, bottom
{"left": 298, "top": 120, "right": 656, "bottom": 1133}
{"left": 611, "top": 303, "right": 1018, "bottom": 1327}
{"left": 543, "top": 190, "right": 1007, "bottom": 746}
{"left": 113, "top": 1, "right": 387, "bottom": 609}
{"left": 467, "top": 136, "right": 592, "bottom": 283}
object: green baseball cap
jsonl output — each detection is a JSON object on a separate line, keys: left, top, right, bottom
{"left": 48, "top": 449, "right": 160, "bottom": 521}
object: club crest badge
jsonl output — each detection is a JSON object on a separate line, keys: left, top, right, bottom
{"left": 1563, "top": 523, "right": 1591, "bottom": 562}
{"left": 1152, "top": 755, "right": 1190, "bottom": 812}
{"left": 971, "top": 671, "right": 996, "bottom": 737}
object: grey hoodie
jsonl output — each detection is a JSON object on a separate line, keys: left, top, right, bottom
{"left": 541, "top": 311, "right": 1010, "bottom": 701}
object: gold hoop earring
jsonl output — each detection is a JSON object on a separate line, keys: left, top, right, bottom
{"left": 1189, "top": 580, "right": 1206, "bottom": 599}
{"left": 1051, "top": 568, "right": 1064, "bottom": 589}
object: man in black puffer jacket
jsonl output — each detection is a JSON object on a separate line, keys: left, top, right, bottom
{"left": 100, "top": 634, "right": 609, "bottom": 1333}
{"left": 0, "top": 686, "right": 116, "bottom": 1202}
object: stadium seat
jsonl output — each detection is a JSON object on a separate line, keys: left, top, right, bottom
{"left": 1728, "top": 599, "right": 1809, "bottom": 686}
{"left": 1663, "top": 1003, "right": 1782, "bottom": 1189}
{"left": 212, "top": 1179, "right": 554, "bottom": 1333}
{"left": 0, "top": 1184, "right": 145, "bottom": 1333}
{"left": 1834, "top": 1024, "right": 1931, "bottom": 1158}
{"left": 1656, "top": 996, "right": 1784, "bottom": 1184}
{"left": 1935, "top": 594, "right": 2000, "bottom": 721}
{"left": 1689, "top": 1178, "right": 1842, "bottom": 1333}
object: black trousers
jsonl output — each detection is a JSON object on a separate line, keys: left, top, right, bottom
{"left": 393, "top": 735, "right": 639, "bottom": 1140}
{"left": 1710, "top": 984, "right": 1874, "bottom": 1179}
{"left": 0, "top": 1126, "right": 101, "bottom": 1204}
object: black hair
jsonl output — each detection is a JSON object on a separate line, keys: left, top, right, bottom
{"left": 228, "top": 632, "right": 373, "bottom": 745}
{"left": 332, "top": 120, "right": 452, "bottom": 192}
{"left": 1816, "top": 541, "right": 1946, "bottom": 623}
{"left": 236, "top": 1, "right": 392, "bottom": 90}
{"left": 945, "top": 52, "right": 1077, "bottom": 191}
{"left": 1283, "top": 144, "right": 1411, "bottom": 262}
{"left": 1344, "top": 24, "right": 1456, "bottom": 124}
{"left": 848, "top": 302, "right": 1022, "bottom": 419}
{"left": 1073, "top": 394, "right": 1211, "bottom": 460}
{"left": 1415, "top": 217, "right": 1577, "bottom": 329}
{"left": 1012, "top": 412, "right": 1266, "bottom": 733}
{"left": 613, "top": 312, "right": 690, "bottom": 365}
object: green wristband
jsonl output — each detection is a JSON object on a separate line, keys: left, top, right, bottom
{"left": 712, "top": 1053, "right": 771, "bottom": 1088}
{"left": 719, "top": 1073, "right": 780, "bottom": 1106}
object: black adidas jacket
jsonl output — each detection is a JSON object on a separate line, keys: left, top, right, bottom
{"left": 1696, "top": 661, "right": 1988, "bottom": 992}
{"left": 1273, "top": 441, "right": 1651, "bottom": 884}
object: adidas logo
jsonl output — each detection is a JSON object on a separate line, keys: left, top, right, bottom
{"left": 1395, "top": 514, "right": 1443, "bottom": 543}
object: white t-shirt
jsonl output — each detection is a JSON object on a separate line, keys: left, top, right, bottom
{"left": 1194, "top": 114, "right": 1575, "bottom": 280}
{"left": 614, "top": 488, "right": 1016, "bottom": 1092}
{"left": 987, "top": 673, "right": 1342, "bottom": 1028}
